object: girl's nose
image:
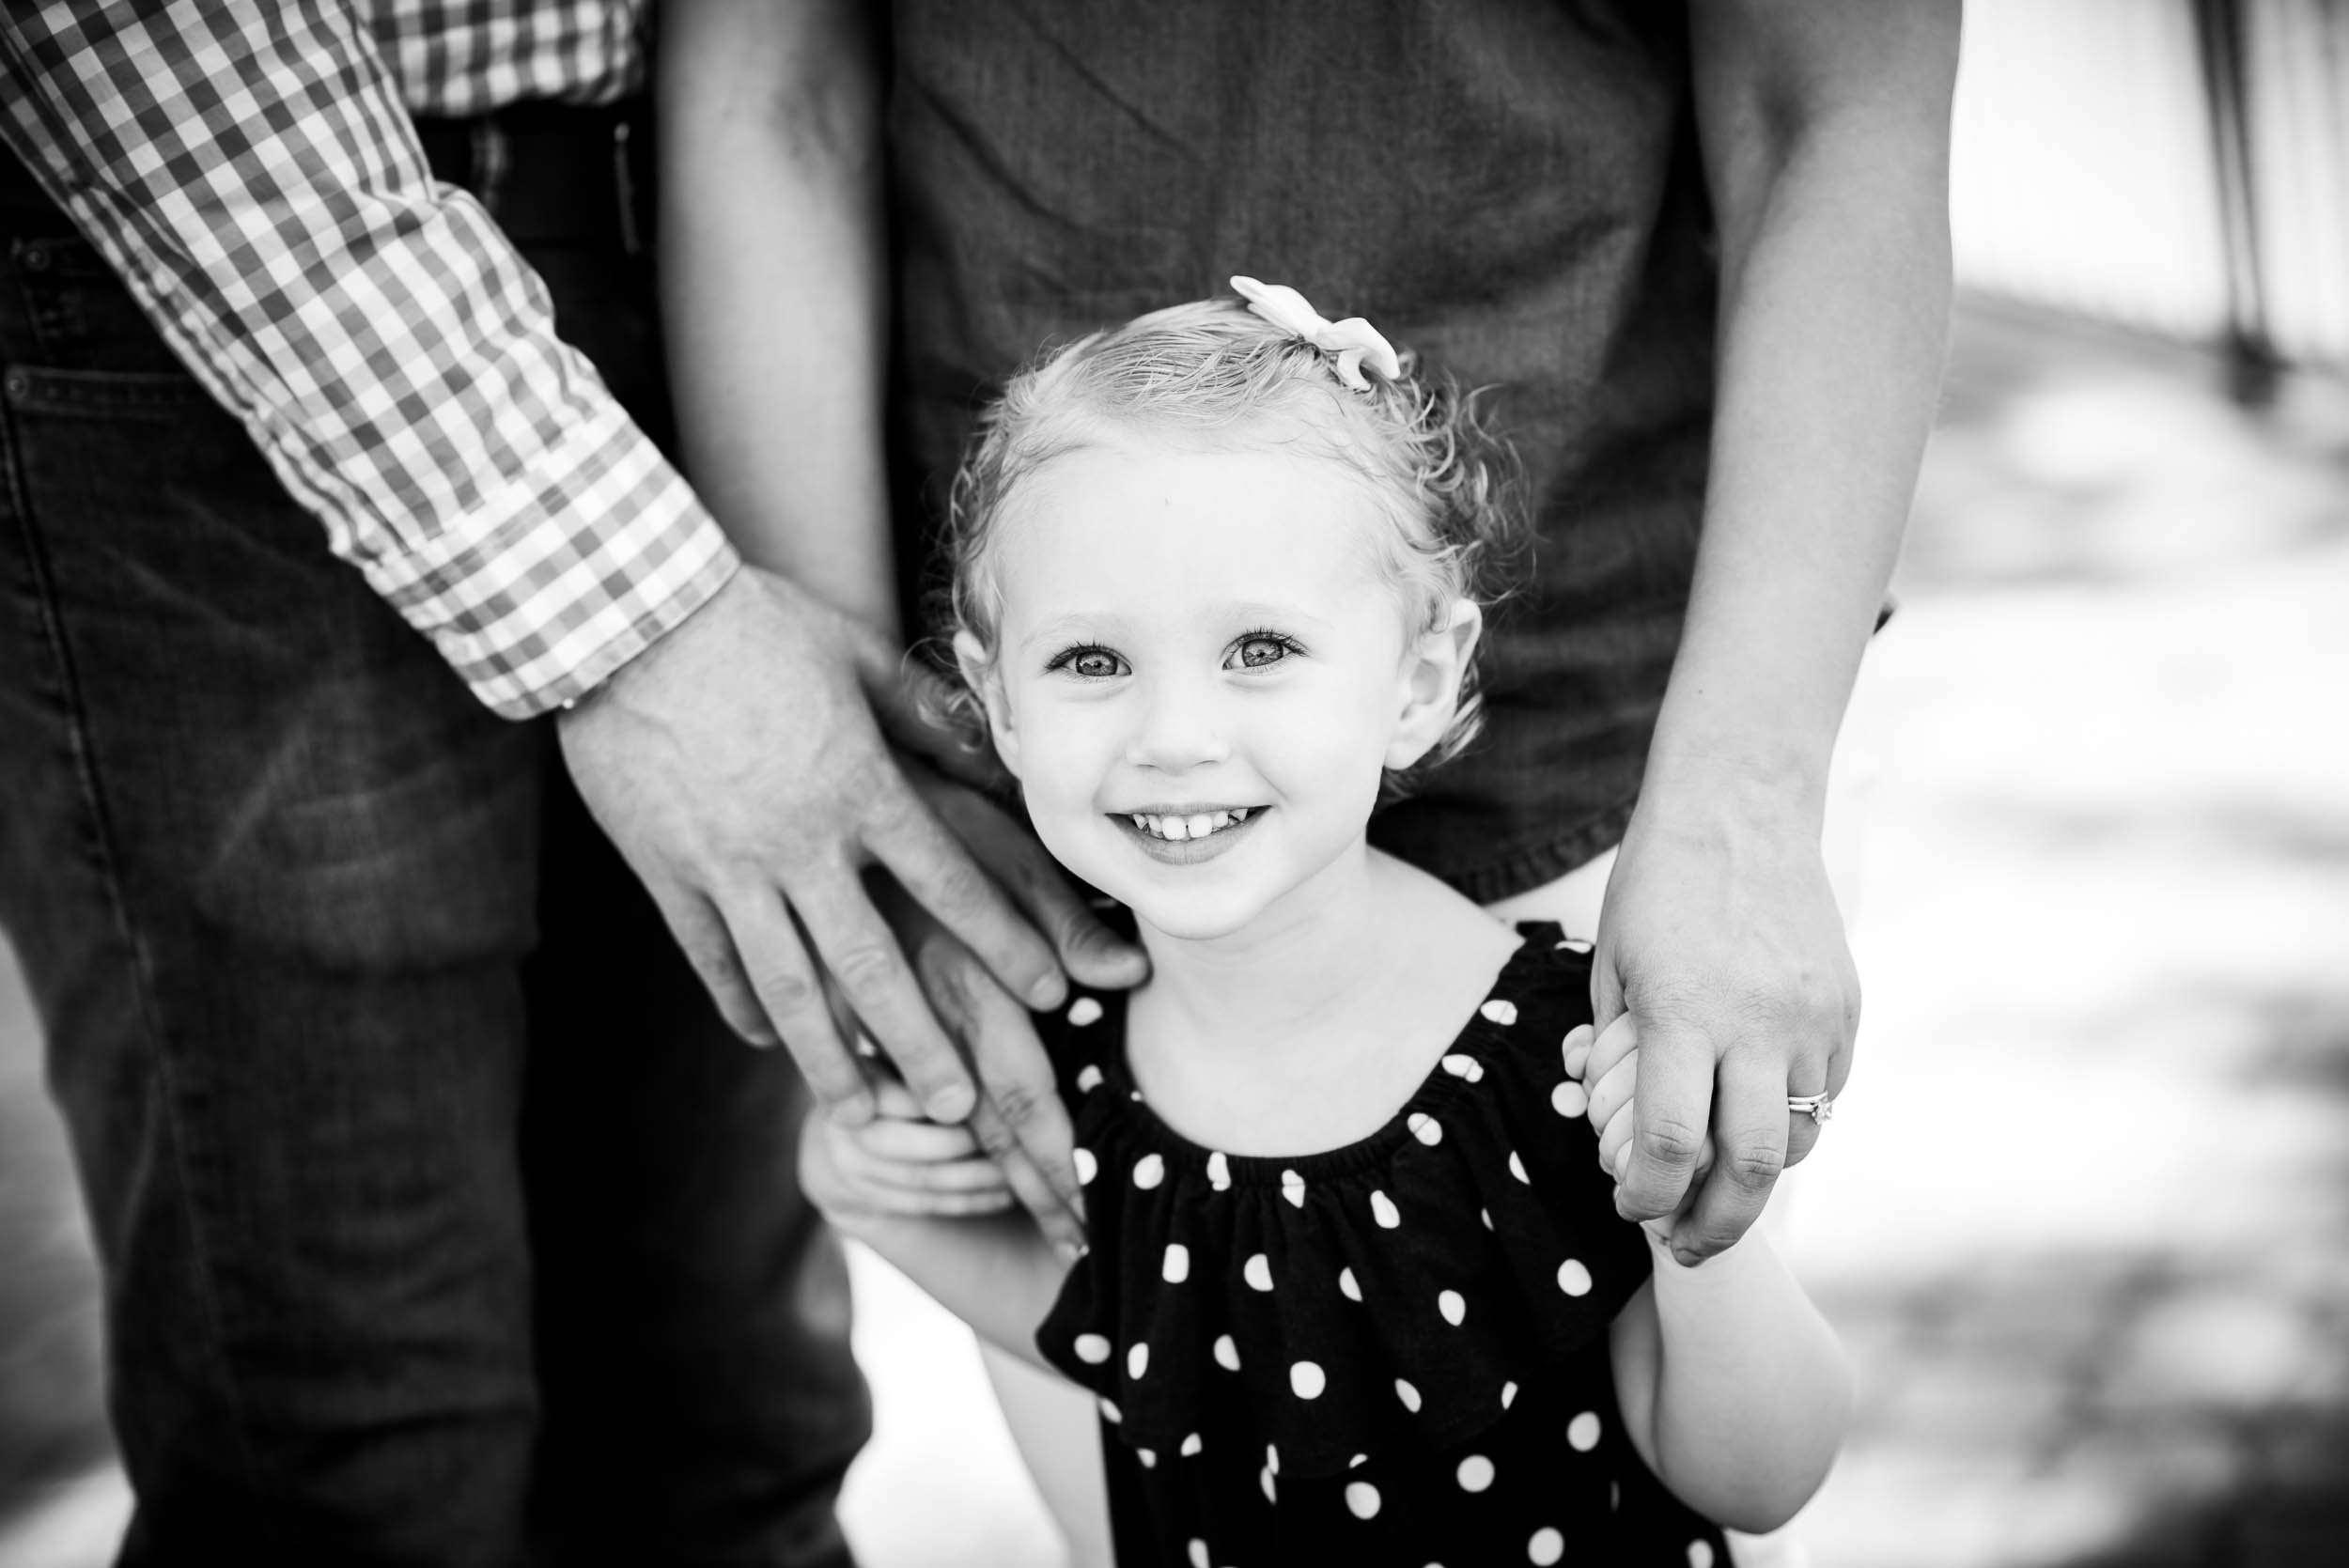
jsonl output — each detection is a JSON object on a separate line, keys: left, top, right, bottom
{"left": 1123, "top": 672, "right": 1232, "bottom": 771}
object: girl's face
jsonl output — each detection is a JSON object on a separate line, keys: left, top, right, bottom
{"left": 964, "top": 434, "right": 1474, "bottom": 944}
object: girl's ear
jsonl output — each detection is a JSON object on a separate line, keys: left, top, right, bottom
{"left": 1385, "top": 600, "right": 1482, "bottom": 770}
{"left": 953, "top": 630, "right": 1023, "bottom": 779}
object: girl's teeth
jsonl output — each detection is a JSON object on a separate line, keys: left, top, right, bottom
{"left": 1127, "top": 810, "right": 1256, "bottom": 841}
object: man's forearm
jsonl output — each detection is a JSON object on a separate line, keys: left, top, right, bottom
{"left": 658, "top": 0, "right": 898, "bottom": 635}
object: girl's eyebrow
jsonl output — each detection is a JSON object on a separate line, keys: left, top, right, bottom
{"left": 1019, "top": 601, "right": 1332, "bottom": 655}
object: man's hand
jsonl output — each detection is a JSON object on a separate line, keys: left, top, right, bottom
{"left": 1591, "top": 777, "right": 1857, "bottom": 1265}
{"left": 556, "top": 564, "right": 1121, "bottom": 1131}
{"left": 872, "top": 781, "right": 1143, "bottom": 1257}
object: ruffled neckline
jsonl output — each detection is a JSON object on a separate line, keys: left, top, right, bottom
{"left": 1035, "top": 923, "right": 1652, "bottom": 1478}
{"left": 1081, "top": 925, "right": 1568, "bottom": 1186}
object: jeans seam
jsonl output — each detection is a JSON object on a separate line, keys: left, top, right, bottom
{"left": 3, "top": 465, "right": 270, "bottom": 1503}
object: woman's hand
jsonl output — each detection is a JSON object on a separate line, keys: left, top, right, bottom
{"left": 799, "top": 1075, "right": 1018, "bottom": 1225}
{"left": 1566, "top": 1017, "right": 1716, "bottom": 1245}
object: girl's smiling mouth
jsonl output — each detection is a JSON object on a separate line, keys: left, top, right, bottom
{"left": 1111, "top": 805, "right": 1269, "bottom": 862}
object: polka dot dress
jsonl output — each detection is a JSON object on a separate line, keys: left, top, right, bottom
{"left": 1036, "top": 924, "right": 1729, "bottom": 1567}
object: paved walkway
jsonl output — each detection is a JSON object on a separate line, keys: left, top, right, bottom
{"left": 3, "top": 303, "right": 2345, "bottom": 1566}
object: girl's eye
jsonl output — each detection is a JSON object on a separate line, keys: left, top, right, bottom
{"left": 1229, "top": 633, "right": 1299, "bottom": 670}
{"left": 1051, "top": 646, "right": 1128, "bottom": 679}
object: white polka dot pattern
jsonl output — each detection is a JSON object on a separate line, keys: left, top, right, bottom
{"left": 1206, "top": 1150, "right": 1231, "bottom": 1190}
{"left": 1128, "top": 1343, "right": 1149, "bottom": 1378}
{"left": 1214, "top": 1335, "right": 1240, "bottom": 1372}
{"left": 1558, "top": 1258, "right": 1593, "bottom": 1296}
{"left": 1457, "top": 1454, "right": 1494, "bottom": 1492}
{"left": 1073, "top": 1147, "right": 1097, "bottom": 1186}
{"left": 1338, "top": 1265, "right": 1361, "bottom": 1301}
{"left": 1501, "top": 1380, "right": 1518, "bottom": 1408}
{"left": 1481, "top": 999, "right": 1519, "bottom": 1026}
{"left": 1371, "top": 1190, "right": 1401, "bottom": 1228}
{"left": 1439, "top": 1053, "right": 1485, "bottom": 1082}
{"left": 1187, "top": 1540, "right": 1208, "bottom": 1568}
{"left": 1550, "top": 1080, "right": 1588, "bottom": 1117}
{"left": 1073, "top": 1333, "right": 1110, "bottom": 1364}
{"left": 1066, "top": 996, "right": 1103, "bottom": 1027}
{"left": 1395, "top": 1378, "right": 1422, "bottom": 1412}
{"left": 1132, "top": 1153, "right": 1164, "bottom": 1189}
{"left": 1163, "top": 1243, "right": 1190, "bottom": 1282}
{"left": 1567, "top": 1411, "right": 1602, "bottom": 1452}
{"left": 1290, "top": 1360, "right": 1326, "bottom": 1399}
{"left": 1243, "top": 1253, "right": 1273, "bottom": 1291}
{"left": 1408, "top": 1111, "right": 1443, "bottom": 1146}
{"left": 1439, "top": 1289, "right": 1466, "bottom": 1326}
{"left": 1075, "top": 1063, "right": 1104, "bottom": 1093}
{"left": 1530, "top": 1526, "right": 1564, "bottom": 1564}
{"left": 1346, "top": 1481, "right": 1381, "bottom": 1519}
{"left": 1280, "top": 1168, "right": 1307, "bottom": 1207}
{"left": 1180, "top": 1432, "right": 1202, "bottom": 1456}
{"left": 1688, "top": 1543, "right": 1717, "bottom": 1568}
{"left": 1508, "top": 1150, "right": 1530, "bottom": 1184}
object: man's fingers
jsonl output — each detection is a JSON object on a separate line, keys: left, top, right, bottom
{"left": 718, "top": 892, "right": 876, "bottom": 1123}
{"left": 948, "top": 947, "right": 1090, "bottom": 1250}
{"left": 790, "top": 863, "right": 978, "bottom": 1123}
{"left": 864, "top": 776, "right": 1064, "bottom": 1011}
{"left": 907, "top": 923, "right": 1087, "bottom": 1253}
{"left": 652, "top": 885, "right": 778, "bottom": 1047}
{"left": 966, "top": 1096, "right": 1086, "bottom": 1254}
{"left": 1671, "top": 1049, "right": 1790, "bottom": 1264}
{"left": 925, "top": 777, "right": 1145, "bottom": 994}
{"left": 1615, "top": 1017, "right": 1713, "bottom": 1222}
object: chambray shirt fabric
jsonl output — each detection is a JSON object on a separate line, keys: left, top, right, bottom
{"left": 887, "top": 0, "right": 1719, "bottom": 901}
{"left": 0, "top": 2, "right": 733, "bottom": 718}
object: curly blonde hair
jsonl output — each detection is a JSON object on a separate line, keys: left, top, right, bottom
{"left": 931, "top": 293, "right": 1526, "bottom": 783}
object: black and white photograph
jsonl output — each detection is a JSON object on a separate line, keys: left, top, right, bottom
{"left": 2, "top": 3, "right": 2344, "bottom": 1565}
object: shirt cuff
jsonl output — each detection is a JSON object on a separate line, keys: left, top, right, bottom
{"left": 359, "top": 409, "right": 743, "bottom": 719}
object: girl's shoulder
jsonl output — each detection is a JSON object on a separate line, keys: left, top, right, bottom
{"left": 1032, "top": 923, "right": 1656, "bottom": 1478}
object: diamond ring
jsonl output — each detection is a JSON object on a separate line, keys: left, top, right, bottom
{"left": 1786, "top": 1093, "right": 1835, "bottom": 1126}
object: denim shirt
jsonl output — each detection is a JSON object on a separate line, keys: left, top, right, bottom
{"left": 888, "top": 0, "right": 1716, "bottom": 901}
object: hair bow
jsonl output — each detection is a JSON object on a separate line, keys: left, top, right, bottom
{"left": 1230, "top": 275, "right": 1402, "bottom": 393}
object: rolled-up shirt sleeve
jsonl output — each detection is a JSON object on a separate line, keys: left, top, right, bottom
{"left": 0, "top": 3, "right": 738, "bottom": 717}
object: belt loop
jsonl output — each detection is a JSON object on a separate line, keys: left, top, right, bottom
{"left": 470, "top": 116, "right": 511, "bottom": 220}
{"left": 613, "top": 118, "right": 642, "bottom": 257}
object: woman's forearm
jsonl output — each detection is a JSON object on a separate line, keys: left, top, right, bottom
{"left": 1657, "top": 2, "right": 1960, "bottom": 823}
{"left": 1636, "top": 1233, "right": 1852, "bottom": 1531}
{"left": 657, "top": 0, "right": 898, "bottom": 634}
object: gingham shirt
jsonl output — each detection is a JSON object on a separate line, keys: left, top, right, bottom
{"left": 0, "top": 2, "right": 738, "bottom": 718}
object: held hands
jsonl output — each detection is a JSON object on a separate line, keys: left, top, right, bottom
{"left": 799, "top": 1075, "right": 1015, "bottom": 1224}
{"left": 1590, "top": 778, "right": 1858, "bottom": 1265}
{"left": 556, "top": 565, "right": 1142, "bottom": 1252}
{"left": 1565, "top": 1017, "right": 1708, "bottom": 1246}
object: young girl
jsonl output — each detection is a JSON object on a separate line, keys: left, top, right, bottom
{"left": 800, "top": 281, "right": 1850, "bottom": 1567}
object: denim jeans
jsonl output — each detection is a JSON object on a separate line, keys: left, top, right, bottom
{"left": 0, "top": 195, "right": 868, "bottom": 1562}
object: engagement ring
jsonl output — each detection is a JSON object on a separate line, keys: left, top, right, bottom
{"left": 1786, "top": 1093, "right": 1835, "bottom": 1126}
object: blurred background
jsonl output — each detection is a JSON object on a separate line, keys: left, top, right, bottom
{"left": 5, "top": 2, "right": 2346, "bottom": 1563}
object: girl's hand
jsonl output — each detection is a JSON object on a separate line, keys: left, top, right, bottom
{"left": 798, "top": 1076, "right": 1019, "bottom": 1223}
{"left": 1565, "top": 1017, "right": 1714, "bottom": 1242}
